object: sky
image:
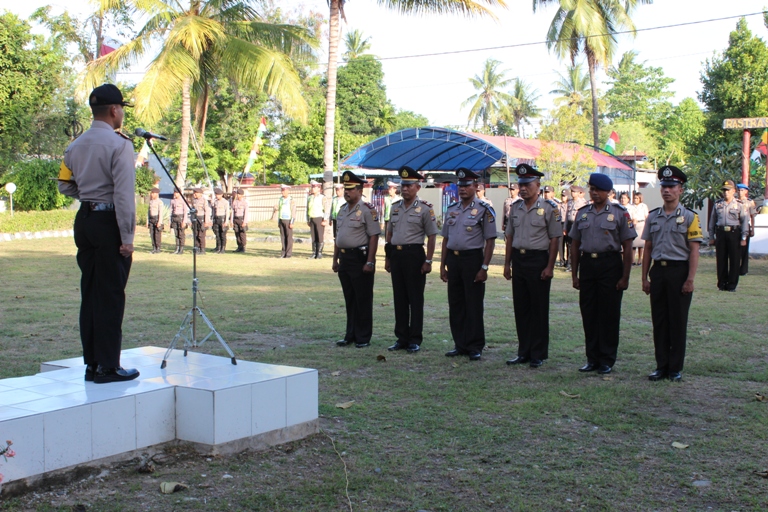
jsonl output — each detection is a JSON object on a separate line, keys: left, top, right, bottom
{"left": 3, "top": 0, "right": 768, "bottom": 132}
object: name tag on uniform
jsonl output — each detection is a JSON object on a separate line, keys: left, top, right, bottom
{"left": 537, "top": 208, "right": 544, "bottom": 216}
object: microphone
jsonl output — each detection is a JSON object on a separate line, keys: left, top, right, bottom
{"left": 135, "top": 128, "right": 168, "bottom": 141}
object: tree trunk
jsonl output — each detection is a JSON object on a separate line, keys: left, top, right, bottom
{"left": 177, "top": 78, "right": 191, "bottom": 188}
{"left": 587, "top": 52, "right": 600, "bottom": 148}
{"left": 195, "top": 84, "right": 210, "bottom": 144}
{"left": 322, "top": 0, "right": 341, "bottom": 186}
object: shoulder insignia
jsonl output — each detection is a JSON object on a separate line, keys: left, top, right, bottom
{"left": 576, "top": 204, "right": 590, "bottom": 211}
{"left": 545, "top": 199, "right": 559, "bottom": 209}
{"left": 365, "top": 202, "right": 379, "bottom": 221}
{"left": 420, "top": 200, "right": 433, "bottom": 208}
{"left": 116, "top": 131, "right": 132, "bottom": 140}
{"left": 615, "top": 204, "right": 627, "bottom": 211}
{"left": 478, "top": 200, "right": 496, "bottom": 219}
{"left": 649, "top": 207, "right": 661, "bottom": 214}
{"left": 447, "top": 201, "right": 459, "bottom": 208}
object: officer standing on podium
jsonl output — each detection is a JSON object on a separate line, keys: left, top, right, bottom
{"left": 333, "top": 171, "right": 380, "bottom": 348}
{"left": 440, "top": 168, "right": 496, "bottom": 361}
{"left": 384, "top": 166, "right": 439, "bottom": 353}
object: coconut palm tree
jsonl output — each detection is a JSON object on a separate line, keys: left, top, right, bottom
{"left": 505, "top": 78, "right": 541, "bottom": 138}
{"left": 550, "top": 63, "right": 590, "bottom": 112}
{"left": 322, "top": 0, "right": 507, "bottom": 183}
{"left": 87, "top": 0, "right": 316, "bottom": 186}
{"left": 533, "top": 0, "right": 652, "bottom": 147}
{"left": 343, "top": 29, "right": 372, "bottom": 60}
{"left": 462, "top": 58, "right": 513, "bottom": 132}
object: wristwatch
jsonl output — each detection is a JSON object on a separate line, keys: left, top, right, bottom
{"left": 480, "top": 264, "right": 489, "bottom": 271}
{"left": 424, "top": 259, "right": 433, "bottom": 264}
{"left": 365, "top": 261, "right": 375, "bottom": 267}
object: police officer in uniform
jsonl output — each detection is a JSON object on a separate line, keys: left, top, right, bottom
{"left": 273, "top": 184, "right": 297, "bottom": 258}
{"left": 738, "top": 183, "right": 757, "bottom": 275}
{"left": 383, "top": 181, "right": 401, "bottom": 233}
{"left": 569, "top": 174, "right": 636, "bottom": 375}
{"left": 641, "top": 165, "right": 703, "bottom": 382}
{"left": 230, "top": 189, "right": 248, "bottom": 253}
{"left": 333, "top": 171, "right": 381, "bottom": 348}
{"left": 708, "top": 180, "right": 748, "bottom": 291}
{"left": 147, "top": 187, "right": 164, "bottom": 253}
{"left": 211, "top": 187, "right": 229, "bottom": 254}
{"left": 170, "top": 189, "right": 189, "bottom": 254}
{"left": 58, "top": 83, "right": 139, "bottom": 384}
{"left": 330, "top": 183, "right": 345, "bottom": 238}
{"left": 558, "top": 189, "right": 570, "bottom": 267}
{"left": 307, "top": 180, "right": 329, "bottom": 258}
{"left": 384, "top": 167, "right": 439, "bottom": 353}
{"left": 440, "top": 168, "right": 496, "bottom": 361}
{"left": 502, "top": 183, "right": 521, "bottom": 232}
{"left": 564, "top": 185, "right": 587, "bottom": 269}
{"left": 503, "top": 164, "right": 562, "bottom": 368}
{"left": 191, "top": 187, "right": 212, "bottom": 254}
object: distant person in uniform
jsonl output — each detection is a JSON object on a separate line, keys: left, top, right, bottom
{"left": 641, "top": 165, "right": 703, "bottom": 382}
{"left": 333, "top": 171, "right": 380, "bottom": 348}
{"left": 708, "top": 180, "right": 748, "bottom": 291}
{"left": 503, "top": 164, "right": 562, "bottom": 368}
{"left": 147, "top": 187, "right": 164, "bottom": 254}
{"left": 570, "top": 174, "right": 636, "bottom": 375}
{"left": 211, "top": 187, "right": 229, "bottom": 254}
{"left": 58, "top": 83, "right": 139, "bottom": 384}
{"left": 306, "top": 180, "right": 329, "bottom": 259}
{"left": 558, "top": 189, "right": 570, "bottom": 267}
{"left": 737, "top": 183, "right": 757, "bottom": 275}
{"left": 230, "top": 189, "right": 248, "bottom": 253}
{"left": 632, "top": 192, "right": 649, "bottom": 266}
{"left": 477, "top": 182, "right": 493, "bottom": 208}
{"left": 191, "top": 187, "right": 212, "bottom": 254}
{"left": 502, "top": 183, "right": 521, "bottom": 233}
{"left": 272, "top": 184, "right": 297, "bottom": 258}
{"left": 564, "top": 185, "right": 587, "bottom": 270}
{"left": 330, "top": 183, "right": 345, "bottom": 238}
{"left": 384, "top": 166, "right": 439, "bottom": 354}
{"left": 169, "top": 189, "right": 189, "bottom": 254}
{"left": 383, "top": 181, "right": 401, "bottom": 234}
{"left": 440, "top": 168, "right": 496, "bottom": 361}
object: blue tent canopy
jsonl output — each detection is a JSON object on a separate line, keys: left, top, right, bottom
{"left": 341, "top": 127, "right": 504, "bottom": 172}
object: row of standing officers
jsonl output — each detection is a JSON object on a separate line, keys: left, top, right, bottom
{"left": 333, "top": 164, "right": 704, "bottom": 383}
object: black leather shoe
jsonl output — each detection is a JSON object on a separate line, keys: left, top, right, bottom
{"left": 355, "top": 342, "right": 370, "bottom": 348}
{"left": 468, "top": 351, "right": 481, "bottom": 361}
{"left": 597, "top": 365, "right": 612, "bottom": 375}
{"left": 529, "top": 359, "right": 544, "bottom": 368}
{"left": 93, "top": 366, "right": 139, "bottom": 384}
{"left": 84, "top": 364, "right": 96, "bottom": 382}
{"left": 406, "top": 344, "right": 420, "bottom": 353}
{"left": 579, "top": 363, "right": 597, "bottom": 372}
{"left": 648, "top": 369, "right": 667, "bottom": 381}
{"left": 506, "top": 356, "right": 529, "bottom": 365}
{"left": 336, "top": 340, "right": 352, "bottom": 346}
{"left": 445, "top": 349, "right": 463, "bottom": 357}
{"left": 668, "top": 372, "right": 682, "bottom": 382}
{"left": 387, "top": 343, "right": 407, "bottom": 351}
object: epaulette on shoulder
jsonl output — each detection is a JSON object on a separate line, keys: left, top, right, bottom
{"left": 447, "top": 201, "right": 459, "bottom": 208}
{"left": 649, "top": 207, "right": 661, "bottom": 214}
{"left": 478, "top": 199, "right": 495, "bottom": 216}
{"left": 684, "top": 206, "right": 698, "bottom": 213}
{"left": 714, "top": 197, "right": 725, "bottom": 203}
{"left": 615, "top": 203, "right": 627, "bottom": 211}
{"left": 420, "top": 199, "right": 433, "bottom": 208}
{"left": 364, "top": 201, "right": 376, "bottom": 210}
{"left": 577, "top": 203, "right": 591, "bottom": 211}
{"left": 116, "top": 131, "right": 132, "bottom": 140}
{"left": 545, "top": 199, "right": 559, "bottom": 209}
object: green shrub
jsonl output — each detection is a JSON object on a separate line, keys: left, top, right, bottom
{"left": 0, "top": 209, "right": 76, "bottom": 233}
{"left": 0, "top": 159, "right": 73, "bottom": 211}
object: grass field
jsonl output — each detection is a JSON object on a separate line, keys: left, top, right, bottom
{"left": 0, "top": 229, "right": 766, "bottom": 511}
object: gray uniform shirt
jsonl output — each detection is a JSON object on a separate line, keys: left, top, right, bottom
{"left": 441, "top": 199, "right": 497, "bottom": 251}
{"left": 213, "top": 197, "right": 229, "bottom": 219}
{"left": 192, "top": 196, "right": 212, "bottom": 222}
{"left": 231, "top": 198, "right": 248, "bottom": 220}
{"left": 387, "top": 197, "right": 439, "bottom": 245}
{"left": 170, "top": 197, "right": 188, "bottom": 218}
{"left": 568, "top": 203, "right": 637, "bottom": 253}
{"left": 148, "top": 198, "right": 164, "bottom": 220}
{"left": 642, "top": 205, "right": 704, "bottom": 261}
{"left": 335, "top": 200, "right": 381, "bottom": 248}
{"left": 709, "top": 199, "right": 749, "bottom": 239}
{"left": 59, "top": 120, "right": 136, "bottom": 244}
{"left": 505, "top": 198, "right": 562, "bottom": 250}
{"left": 567, "top": 197, "right": 587, "bottom": 222}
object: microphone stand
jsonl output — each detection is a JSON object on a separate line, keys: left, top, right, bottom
{"left": 143, "top": 137, "right": 237, "bottom": 369}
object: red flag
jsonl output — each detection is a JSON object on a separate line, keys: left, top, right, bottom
{"left": 100, "top": 37, "right": 121, "bottom": 57}
{"left": 757, "top": 129, "right": 768, "bottom": 156}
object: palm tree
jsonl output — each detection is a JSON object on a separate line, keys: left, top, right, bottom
{"left": 506, "top": 78, "right": 541, "bottom": 137}
{"left": 533, "top": 0, "right": 652, "bottom": 147}
{"left": 322, "top": 0, "right": 507, "bottom": 183}
{"left": 343, "top": 29, "right": 372, "bottom": 60}
{"left": 88, "top": 0, "right": 316, "bottom": 186}
{"left": 462, "top": 58, "right": 513, "bottom": 132}
{"left": 550, "top": 63, "right": 590, "bottom": 112}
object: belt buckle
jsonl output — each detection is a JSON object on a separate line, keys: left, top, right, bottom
{"left": 453, "top": 250, "right": 459, "bottom": 256}
{"left": 341, "top": 248, "right": 346, "bottom": 253}
{"left": 591, "top": 253, "right": 598, "bottom": 259}
{"left": 724, "top": 226, "right": 731, "bottom": 232}
{"left": 660, "top": 261, "right": 668, "bottom": 267}
{"left": 397, "top": 245, "right": 403, "bottom": 250}
{"left": 519, "top": 249, "right": 526, "bottom": 254}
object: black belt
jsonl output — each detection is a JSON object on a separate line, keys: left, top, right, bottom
{"left": 717, "top": 226, "right": 740, "bottom": 232}
{"left": 148, "top": 216, "right": 159, "bottom": 221}
{"left": 513, "top": 248, "right": 547, "bottom": 255}
{"left": 581, "top": 251, "right": 620, "bottom": 259}
{"left": 448, "top": 248, "right": 483, "bottom": 256}
{"left": 654, "top": 260, "right": 688, "bottom": 267}
{"left": 392, "top": 244, "right": 423, "bottom": 250}
{"left": 340, "top": 246, "right": 368, "bottom": 254}
{"left": 171, "top": 214, "right": 184, "bottom": 218}
{"left": 83, "top": 201, "right": 115, "bottom": 211}
{"left": 233, "top": 216, "right": 244, "bottom": 220}
{"left": 214, "top": 216, "right": 226, "bottom": 220}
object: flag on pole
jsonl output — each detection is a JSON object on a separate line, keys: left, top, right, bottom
{"left": 99, "top": 37, "right": 122, "bottom": 57}
{"left": 756, "top": 129, "right": 768, "bottom": 156}
{"left": 243, "top": 117, "right": 267, "bottom": 175}
{"left": 135, "top": 140, "right": 149, "bottom": 167}
{"left": 604, "top": 131, "right": 620, "bottom": 155}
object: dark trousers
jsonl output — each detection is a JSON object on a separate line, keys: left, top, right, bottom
{"left": 446, "top": 250, "right": 485, "bottom": 354}
{"left": 512, "top": 249, "right": 551, "bottom": 360}
{"left": 715, "top": 227, "right": 741, "bottom": 290}
{"left": 390, "top": 245, "right": 426, "bottom": 346}
{"left": 278, "top": 219, "right": 293, "bottom": 257}
{"left": 309, "top": 217, "right": 325, "bottom": 244}
{"left": 559, "top": 223, "right": 567, "bottom": 264}
{"left": 332, "top": 218, "right": 339, "bottom": 239}
{"left": 171, "top": 215, "right": 186, "bottom": 248}
{"left": 338, "top": 250, "right": 374, "bottom": 344}
{"left": 564, "top": 221, "right": 574, "bottom": 266}
{"left": 649, "top": 262, "right": 692, "bottom": 373}
{"left": 578, "top": 253, "right": 623, "bottom": 367}
{"left": 233, "top": 218, "right": 246, "bottom": 250}
{"left": 740, "top": 235, "right": 750, "bottom": 275}
{"left": 193, "top": 217, "right": 206, "bottom": 251}
{"left": 212, "top": 217, "right": 227, "bottom": 251}
{"left": 148, "top": 217, "right": 161, "bottom": 250}
{"left": 74, "top": 206, "right": 132, "bottom": 369}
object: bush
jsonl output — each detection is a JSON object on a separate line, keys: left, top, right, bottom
{"left": 0, "top": 209, "right": 76, "bottom": 233}
{"left": 0, "top": 159, "right": 73, "bottom": 211}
